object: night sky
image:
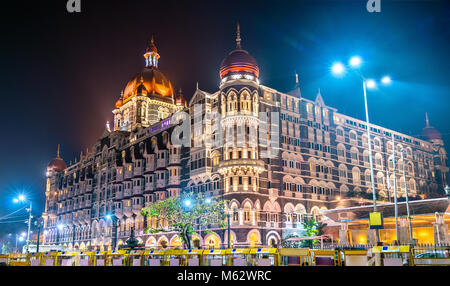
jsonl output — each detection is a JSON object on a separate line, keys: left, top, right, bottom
{"left": 0, "top": 0, "right": 449, "bottom": 238}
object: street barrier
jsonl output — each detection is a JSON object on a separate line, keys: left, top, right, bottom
{"left": 106, "top": 250, "right": 127, "bottom": 266}
{"left": 311, "top": 250, "right": 338, "bottom": 266}
{"left": 145, "top": 249, "right": 167, "bottom": 266}
{"left": 202, "top": 249, "right": 228, "bottom": 266}
{"left": 183, "top": 249, "right": 203, "bottom": 266}
{"left": 341, "top": 250, "right": 368, "bottom": 266}
{"left": 0, "top": 254, "right": 9, "bottom": 265}
{"left": 5, "top": 245, "right": 450, "bottom": 266}
{"left": 41, "top": 252, "right": 58, "bottom": 266}
{"left": 93, "top": 251, "right": 107, "bottom": 266}
{"left": 57, "top": 251, "right": 77, "bottom": 266}
{"left": 372, "top": 246, "right": 412, "bottom": 266}
{"left": 249, "top": 248, "right": 279, "bottom": 266}
{"left": 129, "top": 250, "right": 145, "bottom": 266}
{"left": 225, "top": 248, "right": 251, "bottom": 266}
{"left": 278, "top": 248, "right": 311, "bottom": 266}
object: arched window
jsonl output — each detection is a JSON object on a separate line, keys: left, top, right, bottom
{"left": 352, "top": 167, "right": 361, "bottom": 185}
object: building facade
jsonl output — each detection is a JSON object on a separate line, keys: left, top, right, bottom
{"left": 41, "top": 27, "right": 448, "bottom": 251}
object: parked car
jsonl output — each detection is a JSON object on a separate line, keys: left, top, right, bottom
{"left": 414, "top": 251, "right": 449, "bottom": 259}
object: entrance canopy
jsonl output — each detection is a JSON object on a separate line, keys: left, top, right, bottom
{"left": 322, "top": 198, "right": 450, "bottom": 223}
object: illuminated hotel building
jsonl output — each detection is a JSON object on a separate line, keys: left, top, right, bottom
{"left": 41, "top": 27, "right": 448, "bottom": 251}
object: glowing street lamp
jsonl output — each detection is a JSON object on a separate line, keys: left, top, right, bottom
{"left": 366, "top": 79, "right": 377, "bottom": 89}
{"left": 349, "top": 56, "right": 362, "bottom": 68}
{"left": 13, "top": 194, "right": 32, "bottom": 253}
{"left": 183, "top": 199, "right": 192, "bottom": 207}
{"left": 381, "top": 76, "right": 392, "bottom": 85}
{"left": 331, "top": 62, "right": 345, "bottom": 76}
{"left": 331, "top": 56, "right": 393, "bottom": 245}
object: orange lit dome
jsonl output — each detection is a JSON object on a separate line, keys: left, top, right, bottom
{"left": 122, "top": 68, "right": 173, "bottom": 102}
{"left": 115, "top": 37, "right": 174, "bottom": 108}
{"left": 115, "top": 97, "right": 123, "bottom": 109}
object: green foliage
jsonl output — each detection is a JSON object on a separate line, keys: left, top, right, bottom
{"left": 301, "top": 218, "right": 327, "bottom": 248}
{"left": 280, "top": 218, "right": 328, "bottom": 248}
{"left": 141, "top": 192, "right": 228, "bottom": 249}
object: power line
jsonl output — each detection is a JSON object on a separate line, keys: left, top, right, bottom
{"left": 0, "top": 206, "right": 27, "bottom": 221}
{"left": 0, "top": 220, "right": 28, "bottom": 224}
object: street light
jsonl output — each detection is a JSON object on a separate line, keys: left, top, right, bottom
{"left": 332, "top": 56, "right": 392, "bottom": 245}
{"left": 331, "top": 62, "right": 346, "bottom": 76}
{"left": 13, "top": 194, "right": 32, "bottom": 253}
{"left": 349, "top": 56, "right": 362, "bottom": 68}
{"left": 183, "top": 199, "right": 192, "bottom": 208}
{"left": 366, "top": 79, "right": 377, "bottom": 89}
{"left": 106, "top": 214, "right": 119, "bottom": 250}
{"left": 381, "top": 76, "right": 392, "bottom": 85}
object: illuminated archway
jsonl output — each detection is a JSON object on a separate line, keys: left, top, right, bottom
{"left": 247, "top": 230, "right": 261, "bottom": 247}
{"left": 192, "top": 234, "right": 202, "bottom": 248}
{"left": 145, "top": 237, "right": 156, "bottom": 248}
{"left": 157, "top": 236, "right": 169, "bottom": 249}
{"left": 204, "top": 233, "right": 221, "bottom": 249}
{"left": 170, "top": 235, "right": 182, "bottom": 249}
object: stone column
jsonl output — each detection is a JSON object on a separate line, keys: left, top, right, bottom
{"left": 366, "top": 229, "right": 376, "bottom": 245}
{"left": 433, "top": 213, "right": 450, "bottom": 244}
{"left": 339, "top": 223, "right": 350, "bottom": 245}
{"left": 398, "top": 217, "right": 411, "bottom": 244}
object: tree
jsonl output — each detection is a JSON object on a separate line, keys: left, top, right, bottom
{"left": 141, "top": 192, "right": 227, "bottom": 249}
{"left": 301, "top": 218, "right": 327, "bottom": 248}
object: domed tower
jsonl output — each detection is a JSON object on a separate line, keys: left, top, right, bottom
{"left": 43, "top": 145, "right": 66, "bottom": 239}
{"left": 422, "top": 113, "right": 443, "bottom": 145}
{"left": 47, "top": 144, "right": 67, "bottom": 174}
{"left": 422, "top": 113, "right": 448, "bottom": 187}
{"left": 217, "top": 24, "right": 264, "bottom": 200}
{"left": 113, "top": 36, "right": 184, "bottom": 131}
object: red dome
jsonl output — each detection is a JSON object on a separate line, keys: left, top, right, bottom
{"left": 219, "top": 49, "right": 259, "bottom": 79}
{"left": 422, "top": 126, "right": 442, "bottom": 141}
{"left": 47, "top": 157, "right": 66, "bottom": 172}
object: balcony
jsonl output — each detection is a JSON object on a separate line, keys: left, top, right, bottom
{"left": 218, "top": 159, "right": 265, "bottom": 172}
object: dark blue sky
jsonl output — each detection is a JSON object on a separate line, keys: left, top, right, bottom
{"left": 0, "top": 0, "right": 449, "bottom": 237}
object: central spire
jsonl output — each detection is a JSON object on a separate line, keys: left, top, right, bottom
{"left": 236, "top": 22, "right": 242, "bottom": 49}
{"left": 144, "top": 35, "right": 160, "bottom": 68}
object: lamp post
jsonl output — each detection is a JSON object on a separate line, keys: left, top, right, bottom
{"left": 332, "top": 57, "right": 392, "bottom": 245}
{"left": 106, "top": 214, "right": 119, "bottom": 250}
{"left": 72, "top": 224, "right": 76, "bottom": 250}
{"left": 13, "top": 195, "right": 33, "bottom": 253}
{"left": 400, "top": 150, "right": 414, "bottom": 245}
{"left": 227, "top": 212, "right": 231, "bottom": 249}
{"left": 35, "top": 218, "right": 44, "bottom": 253}
{"left": 390, "top": 134, "right": 400, "bottom": 244}
{"left": 57, "top": 223, "right": 64, "bottom": 245}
